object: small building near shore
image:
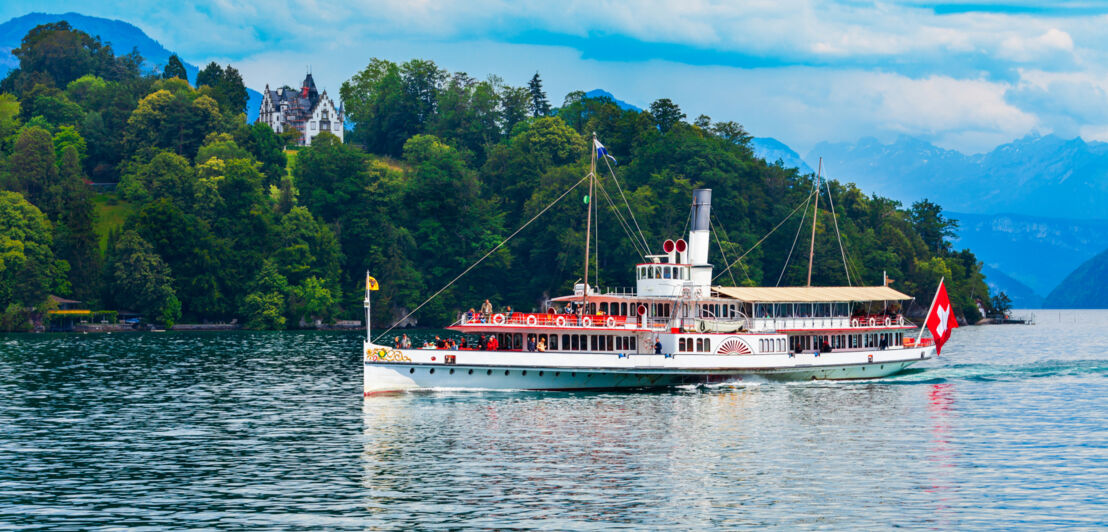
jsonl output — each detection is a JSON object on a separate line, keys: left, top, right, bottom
{"left": 257, "top": 73, "right": 344, "bottom": 146}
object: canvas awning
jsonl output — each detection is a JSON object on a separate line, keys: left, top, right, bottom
{"left": 713, "top": 285, "right": 912, "bottom": 303}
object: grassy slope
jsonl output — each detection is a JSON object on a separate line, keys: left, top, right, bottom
{"left": 91, "top": 193, "right": 135, "bottom": 253}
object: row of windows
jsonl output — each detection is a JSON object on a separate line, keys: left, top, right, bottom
{"left": 758, "top": 338, "right": 786, "bottom": 352}
{"left": 755, "top": 303, "right": 852, "bottom": 318}
{"left": 493, "top": 333, "right": 637, "bottom": 352}
{"left": 637, "top": 265, "right": 689, "bottom": 280}
{"left": 700, "top": 303, "right": 738, "bottom": 319}
{"left": 678, "top": 337, "right": 710, "bottom": 352}
{"left": 788, "top": 333, "right": 904, "bottom": 352}
{"left": 309, "top": 121, "right": 342, "bottom": 131}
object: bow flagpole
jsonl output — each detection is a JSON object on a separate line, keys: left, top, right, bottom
{"left": 364, "top": 272, "right": 379, "bottom": 343}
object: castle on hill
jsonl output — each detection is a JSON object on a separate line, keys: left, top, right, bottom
{"left": 257, "top": 73, "right": 343, "bottom": 146}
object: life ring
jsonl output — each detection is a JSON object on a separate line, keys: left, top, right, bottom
{"left": 555, "top": 316, "right": 566, "bottom": 327}
{"left": 897, "top": 315, "right": 905, "bottom": 326}
{"left": 526, "top": 315, "right": 538, "bottom": 326}
{"left": 605, "top": 316, "right": 616, "bottom": 328}
{"left": 884, "top": 317, "right": 891, "bottom": 327}
{"left": 851, "top": 318, "right": 860, "bottom": 328}
{"left": 582, "top": 316, "right": 593, "bottom": 327}
{"left": 868, "top": 317, "right": 876, "bottom": 327}
{"left": 492, "top": 313, "right": 505, "bottom": 325}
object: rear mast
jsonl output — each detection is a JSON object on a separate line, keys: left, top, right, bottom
{"left": 583, "top": 132, "right": 597, "bottom": 311}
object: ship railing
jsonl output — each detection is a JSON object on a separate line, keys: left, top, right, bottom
{"left": 457, "top": 312, "right": 652, "bottom": 329}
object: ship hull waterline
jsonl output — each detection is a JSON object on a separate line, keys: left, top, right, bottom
{"left": 362, "top": 344, "right": 934, "bottom": 395}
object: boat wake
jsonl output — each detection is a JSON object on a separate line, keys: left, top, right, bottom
{"left": 865, "top": 359, "right": 1108, "bottom": 385}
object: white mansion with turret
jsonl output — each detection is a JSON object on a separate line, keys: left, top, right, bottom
{"left": 257, "top": 73, "right": 343, "bottom": 146}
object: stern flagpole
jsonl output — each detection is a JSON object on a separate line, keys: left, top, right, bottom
{"left": 364, "top": 271, "right": 371, "bottom": 343}
{"left": 917, "top": 276, "right": 944, "bottom": 343}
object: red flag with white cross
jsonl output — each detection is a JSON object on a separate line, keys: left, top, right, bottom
{"left": 925, "top": 280, "right": 958, "bottom": 355}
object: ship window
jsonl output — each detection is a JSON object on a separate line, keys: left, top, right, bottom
{"left": 630, "top": 337, "right": 636, "bottom": 350}
{"left": 571, "top": 335, "right": 579, "bottom": 350}
{"left": 600, "top": 302, "right": 608, "bottom": 314}
{"left": 514, "top": 334, "right": 523, "bottom": 349}
{"left": 550, "top": 335, "right": 558, "bottom": 350}
{"left": 663, "top": 267, "right": 672, "bottom": 279}
{"left": 621, "top": 303, "right": 628, "bottom": 316}
{"left": 590, "top": 335, "right": 597, "bottom": 350}
{"left": 679, "top": 338, "right": 687, "bottom": 351}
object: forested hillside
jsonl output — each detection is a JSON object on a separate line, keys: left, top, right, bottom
{"left": 0, "top": 21, "right": 991, "bottom": 331}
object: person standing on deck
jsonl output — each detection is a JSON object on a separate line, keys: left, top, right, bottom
{"left": 480, "top": 299, "right": 493, "bottom": 319}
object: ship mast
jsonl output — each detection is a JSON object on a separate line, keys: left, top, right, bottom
{"left": 583, "top": 132, "right": 597, "bottom": 310}
{"left": 806, "top": 157, "right": 822, "bottom": 287}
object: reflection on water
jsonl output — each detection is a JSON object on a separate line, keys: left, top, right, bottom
{"left": 2, "top": 311, "right": 1108, "bottom": 528}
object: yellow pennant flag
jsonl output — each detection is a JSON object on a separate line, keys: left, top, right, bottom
{"left": 366, "top": 275, "right": 379, "bottom": 291}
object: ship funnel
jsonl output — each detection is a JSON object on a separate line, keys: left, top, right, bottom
{"left": 689, "top": 189, "right": 711, "bottom": 266}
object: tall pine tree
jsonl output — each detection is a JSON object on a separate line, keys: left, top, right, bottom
{"left": 527, "top": 72, "right": 551, "bottom": 117}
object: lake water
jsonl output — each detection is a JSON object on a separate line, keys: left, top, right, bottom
{"left": 1, "top": 310, "right": 1106, "bottom": 529}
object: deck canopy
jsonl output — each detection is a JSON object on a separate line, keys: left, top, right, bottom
{"left": 713, "top": 286, "right": 911, "bottom": 303}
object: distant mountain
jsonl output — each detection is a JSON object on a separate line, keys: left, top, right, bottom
{"left": 979, "top": 264, "right": 1043, "bottom": 309}
{"left": 585, "top": 89, "right": 640, "bottom": 111}
{"left": 810, "top": 133, "right": 1108, "bottom": 219}
{"left": 951, "top": 212, "right": 1108, "bottom": 298}
{"left": 0, "top": 12, "right": 261, "bottom": 122}
{"left": 1043, "top": 247, "right": 1108, "bottom": 309}
{"left": 751, "top": 137, "right": 815, "bottom": 175}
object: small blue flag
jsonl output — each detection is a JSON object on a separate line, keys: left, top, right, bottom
{"left": 593, "top": 138, "right": 618, "bottom": 165}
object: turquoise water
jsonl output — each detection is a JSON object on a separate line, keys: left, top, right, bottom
{"left": 1, "top": 310, "right": 1106, "bottom": 529}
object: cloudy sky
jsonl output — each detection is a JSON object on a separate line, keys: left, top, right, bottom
{"left": 5, "top": 1, "right": 1108, "bottom": 154}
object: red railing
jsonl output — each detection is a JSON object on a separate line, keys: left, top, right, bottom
{"left": 458, "top": 312, "right": 630, "bottom": 329}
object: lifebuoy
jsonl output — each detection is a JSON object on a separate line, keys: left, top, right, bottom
{"left": 605, "top": 316, "right": 616, "bottom": 328}
{"left": 884, "top": 317, "right": 891, "bottom": 327}
{"left": 582, "top": 316, "right": 593, "bottom": 327}
{"left": 555, "top": 316, "right": 566, "bottom": 327}
{"left": 492, "top": 313, "right": 505, "bottom": 325}
{"left": 897, "top": 315, "right": 905, "bottom": 326}
{"left": 526, "top": 315, "right": 538, "bottom": 326}
{"left": 868, "top": 317, "right": 876, "bottom": 327}
{"left": 851, "top": 318, "right": 860, "bottom": 328}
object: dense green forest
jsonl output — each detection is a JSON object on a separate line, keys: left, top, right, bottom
{"left": 0, "top": 21, "right": 991, "bottom": 331}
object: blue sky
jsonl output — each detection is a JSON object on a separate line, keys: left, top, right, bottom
{"left": 5, "top": 1, "right": 1108, "bottom": 155}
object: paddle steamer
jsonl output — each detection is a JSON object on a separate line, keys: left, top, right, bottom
{"left": 363, "top": 140, "right": 944, "bottom": 394}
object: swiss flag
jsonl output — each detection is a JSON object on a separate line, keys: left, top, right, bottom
{"left": 925, "top": 280, "right": 958, "bottom": 355}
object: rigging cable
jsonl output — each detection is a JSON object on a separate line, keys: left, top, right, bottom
{"left": 595, "top": 178, "right": 649, "bottom": 259}
{"left": 708, "top": 214, "right": 745, "bottom": 286}
{"left": 373, "top": 173, "right": 591, "bottom": 344}
{"left": 601, "top": 156, "right": 652, "bottom": 254}
{"left": 821, "top": 168, "right": 852, "bottom": 286}
{"left": 712, "top": 187, "right": 815, "bottom": 282}
{"left": 776, "top": 185, "right": 816, "bottom": 286}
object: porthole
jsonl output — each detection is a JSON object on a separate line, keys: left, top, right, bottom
{"left": 429, "top": 369, "right": 435, "bottom": 374}
{"left": 449, "top": 369, "right": 455, "bottom": 374}
{"left": 880, "top": 365, "right": 884, "bottom": 369}
{"left": 555, "top": 372, "right": 560, "bottom": 377}
{"left": 522, "top": 371, "right": 527, "bottom": 376}
{"left": 539, "top": 371, "right": 544, "bottom": 376}
{"left": 468, "top": 369, "right": 474, "bottom": 375}
{"left": 571, "top": 372, "right": 576, "bottom": 377}
{"left": 505, "top": 370, "right": 510, "bottom": 376}
{"left": 409, "top": 368, "right": 415, "bottom": 374}
{"left": 487, "top": 369, "right": 492, "bottom": 375}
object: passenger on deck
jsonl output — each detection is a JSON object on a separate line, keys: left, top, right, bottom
{"left": 435, "top": 336, "right": 445, "bottom": 349}
{"left": 480, "top": 299, "right": 493, "bottom": 317}
{"left": 478, "top": 334, "right": 487, "bottom": 350}
{"left": 488, "top": 335, "right": 499, "bottom": 350}
{"left": 465, "top": 308, "right": 475, "bottom": 322}
{"left": 527, "top": 336, "right": 537, "bottom": 352}
{"left": 401, "top": 334, "right": 411, "bottom": 349}
{"left": 394, "top": 336, "right": 401, "bottom": 348}
{"left": 654, "top": 338, "right": 662, "bottom": 354}
{"left": 879, "top": 336, "right": 888, "bottom": 350}
{"left": 505, "top": 305, "right": 514, "bottom": 320}
{"left": 460, "top": 337, "right": 469, "bottom": 349}
{"left": 820, "top": 339, "right": 831, "bottom": 353}
{"left": 537, "top": 338, "right": 547, "bottom": 352}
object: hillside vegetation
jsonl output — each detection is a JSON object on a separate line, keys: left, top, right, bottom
{"left": 0, "top": 21, "right": 991, "bottom": 330}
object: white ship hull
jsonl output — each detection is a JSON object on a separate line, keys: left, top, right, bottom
{"left": 363, "top": 342, "right": 933, "bottom": 395}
